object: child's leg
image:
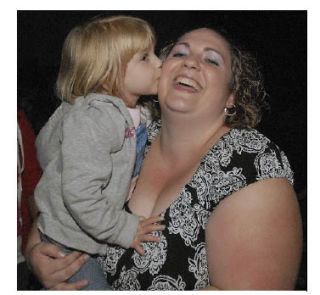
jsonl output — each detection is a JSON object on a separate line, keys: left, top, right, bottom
{"left": 40, "top": 233, "right": 112, "bottom": 290}
{"left": 66, "top": 256, "right": 113, "bottom": 290}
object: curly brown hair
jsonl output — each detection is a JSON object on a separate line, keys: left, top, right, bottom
{"left": 159, "top": 28, "right": 268, "bottom": 129}
{"left": 227, "top": 45, "right": 268, "bottom": 128}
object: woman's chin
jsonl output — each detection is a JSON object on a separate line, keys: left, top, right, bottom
{"left": 161, "top": 98, "right": 195, "bottom": 114}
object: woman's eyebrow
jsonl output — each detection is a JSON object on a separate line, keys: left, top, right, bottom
{"left": 174, "top": 42, "right": 189, "bottom": 48}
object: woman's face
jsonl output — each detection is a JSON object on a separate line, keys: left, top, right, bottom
{"left": 158, "top": 28, "right": 234, "bottom": 120}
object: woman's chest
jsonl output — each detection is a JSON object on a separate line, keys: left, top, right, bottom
{"left": 101, "top": 184, "right": 212, "bottom": 290}
{"left": 129, "top": 148, "right": 201, "bottom": 218}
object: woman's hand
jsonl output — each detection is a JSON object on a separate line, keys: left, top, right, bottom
{"left": 131, "top": 216, "right": 165, "bottom": 255}
{"left": 26, "top": 242, "right": 90, "bottom": 290}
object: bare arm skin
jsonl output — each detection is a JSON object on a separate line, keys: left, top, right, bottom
{"left": 205, "top": 178, "right": 302, "bottom": 290}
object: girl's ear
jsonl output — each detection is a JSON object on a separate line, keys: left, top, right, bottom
{"left": 93, "top": 80, "right": 105, "bottom": 94}
{"left": 94, "top": 77, "right": 112, "bottom": 95}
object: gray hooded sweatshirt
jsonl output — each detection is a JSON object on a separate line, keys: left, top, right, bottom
{"left": 35, "top": 93, "right": 141, "bottom": 255}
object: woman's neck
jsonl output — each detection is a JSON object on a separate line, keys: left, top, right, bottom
{"left": 158, "top": 111, "right": 230, "bottom": 164}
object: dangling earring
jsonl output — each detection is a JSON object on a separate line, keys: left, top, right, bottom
{"left": 224, "top": 104, "right": 236, "bottom": 116}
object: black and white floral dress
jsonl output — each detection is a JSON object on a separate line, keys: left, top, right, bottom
{"left": 98, "top": 121, "right": 294, "bottom": 290}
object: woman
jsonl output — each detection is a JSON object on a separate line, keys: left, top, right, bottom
{"left": 26, "top": 27, "right": 302, "bottom": 290}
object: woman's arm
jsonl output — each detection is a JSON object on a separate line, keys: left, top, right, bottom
{"left": 25, "top": 221, "right": 90, "bottom": 290}
{"left": 205, "top": 178, "right": 302, "bottom": 290}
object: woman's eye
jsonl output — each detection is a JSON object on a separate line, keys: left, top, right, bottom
{"left": 205, "top": 58, "right": 219, "bottom": 66}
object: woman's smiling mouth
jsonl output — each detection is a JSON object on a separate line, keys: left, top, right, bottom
{"left": 173, "top": 76, "right": 202, "bottom": 92}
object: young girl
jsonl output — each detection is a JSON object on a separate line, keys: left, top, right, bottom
{"left": 34, "top": 15, "right": 163, "bottom": 290}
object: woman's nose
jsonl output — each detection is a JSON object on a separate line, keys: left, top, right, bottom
{"left": 183, "top": 55, "right": 200, "bottom": 70}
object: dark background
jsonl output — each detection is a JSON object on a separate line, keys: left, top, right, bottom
{"left": 17, "top": 10, "right": 307, "bottom": 289}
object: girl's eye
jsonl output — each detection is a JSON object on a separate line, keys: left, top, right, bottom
{"left": 205, "top": 58, "right": 219, "bottom": 66}
{"left": 141, "top": 54, "right": 149, "bottom": 61}
{"left": 172, "top": 52, "right": 186, "bottom": 58}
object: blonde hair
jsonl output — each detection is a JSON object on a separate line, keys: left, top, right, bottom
{"left": 56, "top": 15, "right": 156, "bottom": 103}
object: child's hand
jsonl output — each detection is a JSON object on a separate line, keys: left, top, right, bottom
{"left": 131, "top": 216, "right": 165, "bottom": 255}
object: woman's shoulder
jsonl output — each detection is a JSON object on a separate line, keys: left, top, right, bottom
{"left": 222, "top": 128, "right": 271, "bottom": 150}
{"left": 219, "top": 128, "right": 287, "bottom": 156}
{"left": 206, "top": 127, "right": 294, "bottom": 186}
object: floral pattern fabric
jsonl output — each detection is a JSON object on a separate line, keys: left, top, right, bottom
{"left": 98, "top": 121, "right": 294, "bottom": 290}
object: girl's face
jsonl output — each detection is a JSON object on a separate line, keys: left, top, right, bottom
{"left": 158, "top": 28, "right": 234, "bottom": 121}
{"left": 121, "top": 45, "right": 162, "bottom": 107}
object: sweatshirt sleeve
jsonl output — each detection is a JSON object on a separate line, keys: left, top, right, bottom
{"left": 61, "top": 105, "right": 139, "bottom": 249}
{"left": 36, "top": 103, "right": 72, "bottom": 170}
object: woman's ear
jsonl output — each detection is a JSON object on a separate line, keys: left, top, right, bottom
{"left": 225, "top": 93, "right": 235, "bottom": 108}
